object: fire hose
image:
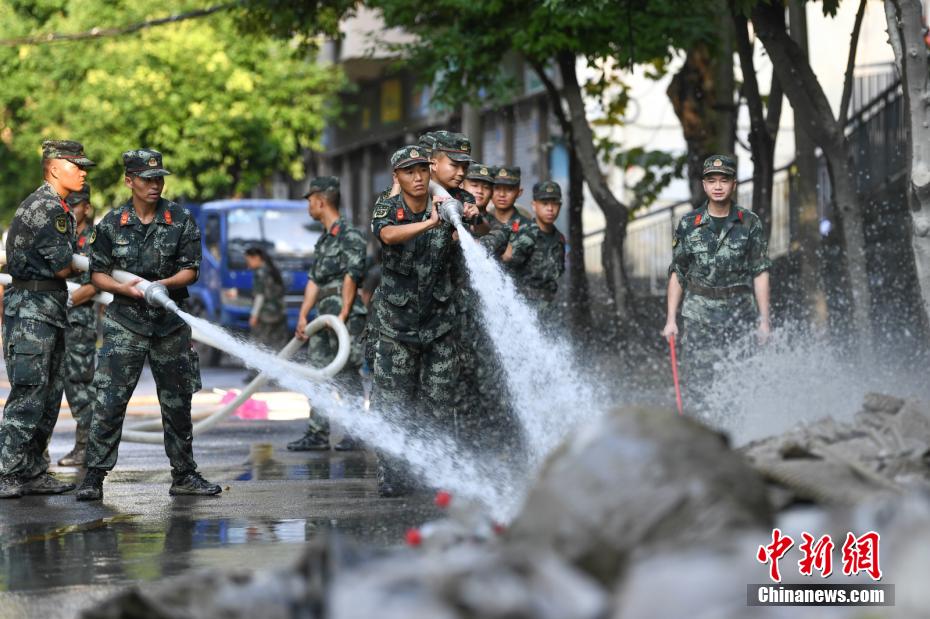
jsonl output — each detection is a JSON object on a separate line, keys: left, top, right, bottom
{"left": 0, "top": 252, "right": 350, "bottom": 444}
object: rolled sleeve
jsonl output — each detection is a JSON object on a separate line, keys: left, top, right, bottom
{"left": 748, "top": 217, "right": 772, "bottom": 276}
{"left": 344, "top": 229, "right": 367, "bottom": 284}
{"left": 89, "top": 223, "right": 114, "bottom": 275}
{"left": 176, "top": 216, "right": 202, "bottom": 273}
{"left": 668, "top": 218, "right": 689, "bottom": 283}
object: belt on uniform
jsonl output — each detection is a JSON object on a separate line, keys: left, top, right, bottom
{"left": 10, "top": 278, "right": 66, "bottom": 292}
{"left": 686, "top": 280, "right": 751, "bottom": 299}
{"left": 318, "top": 285, "right": 341, "bottom": 298}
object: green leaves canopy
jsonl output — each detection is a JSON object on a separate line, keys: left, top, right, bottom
{"left": 0, "top": 0, "right": 343, "bottom": 217}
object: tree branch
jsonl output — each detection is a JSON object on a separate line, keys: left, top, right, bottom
{"left": 765, "top": 72, "right": 784, "bottom": 138}
{"left": 0, "top": 2, "right": 237, "bottom": 47}
{"left": 530, "top": 59, "right": 572, "bottom": 140}
{"left": 838, "top": 0, "right": 867, "bottom": 127}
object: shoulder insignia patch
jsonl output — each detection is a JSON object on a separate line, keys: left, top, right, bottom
{"left": 331, "top": 224, "right": 340, "bottom": 236}
{"left": 373, "top": 205, "right": 389, "bottom": 219}
{"left": 120, "top": 211, "right": 130, "bottom": 226}
{"left": 396, "top": 208, "right": 405, "bottom": 221}
{"left": 164, "top": 210, "right": 173, "bottom": 225}
{"left": 89, "top": 229, "right": 97, "bottom": 244}
{"left": 55, "top": 214, "right": 68, "bottom": 234}
{"left": 673, "top": 237, "right": 679, "bottom": 248}
{"left": 511, "top": 221, "right": 520, "bottom": 232}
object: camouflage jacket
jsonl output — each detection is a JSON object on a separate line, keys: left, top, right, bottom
{"left": 309, "top": 217, "right": 367, "bottom": 319}
{"left": 669, "top": 203, "right": 772, "bottom": 325}
{"left": 252, "top": 263, "right": 286, "bottom": 324}
{"left": 91, "top": 198, "right": 201, "bottom": 337}
{"left": 68, "top": 224, "right": 97, "bottom": 328}
{"left": 481, "top": 208, "right": 531, "bottom": 258}
{"left": 371, "top": 193, "right": 457, "bottom": 344}
{"left": 509, "top": 222, "right": 566, "bottom": 298}
{"left": 4, "top": 182, "right": 75, "bottom": 328}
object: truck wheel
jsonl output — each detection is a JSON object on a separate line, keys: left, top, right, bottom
{"left": 186, "top": 298, "right": 223, "bottom": 367}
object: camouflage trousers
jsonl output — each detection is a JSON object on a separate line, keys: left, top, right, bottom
{"left": 371, "top": 331, "right": 457, "bottom": 489}
{"left": 0, "top": 315, "right": 66, "bottom": 478}
{"left": 64, "top": 320, "right": 97, "bottom": 438}
{"left": 305, "top": 313, "right": 366, "bottom": 435}
{"left": 251, "top": 318, "right": 289, "bottom": 352}
{"left": 85, "top": 316, "right": 202, "bottom": 474}
{"left": 451, "top": 315, "right": 523, "bottom": 458}
{"left": 680, "top": 317, "right": 754, "bottom": 408}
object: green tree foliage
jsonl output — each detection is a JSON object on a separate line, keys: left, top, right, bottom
{"left": 0, "top": 0, "right": 344, "bottom": 217}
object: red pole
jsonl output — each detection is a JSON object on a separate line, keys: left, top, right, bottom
{"left": 669, "top": 335, "right": 683, "bottom": 415}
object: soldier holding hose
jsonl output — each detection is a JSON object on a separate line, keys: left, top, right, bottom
{"left": 76, "top": 149, "right": 221, "bottom": 501}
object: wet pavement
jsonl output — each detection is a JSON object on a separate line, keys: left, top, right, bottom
{"left": 0, "top": 367, "right": 438, "bottom": 619}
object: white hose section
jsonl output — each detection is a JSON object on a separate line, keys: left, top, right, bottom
{"left": 0, "top": 251, "right": 351, "bottom": 444}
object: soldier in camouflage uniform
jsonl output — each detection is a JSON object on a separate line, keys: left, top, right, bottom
{"left": 58, "top": 184, "right": 100, "bottom": 467}
{"left": 244, "top": 246, "right": 288, "bottom": 357}
{"left": 370, "top": 145, "right": 461, "bottom": 496}
{"left": 484, "top": 166, "right": 532, "bottom": 259}
{"left": 76, "top": 149, "right": 221, "bottom": 501}
{"left": 506, "top": 180, "right": 567, "bottom": 325}
{"left": 287, "top": 176, "right": 368, "bottom": 452}
{"left": 663, "top": 155, "right": 772, "bottom": 405}
{"left": 0, "top": 140, "right": 92, "bottom": 498}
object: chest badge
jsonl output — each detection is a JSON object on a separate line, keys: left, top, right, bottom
{"left": 331, "top": 224, "right": 340, "bottom": 236}
{"left": 120, "top": 211, "right": 130, "bottom": 226}
{"left": 511, "top": 221, "right": 520, "bottom": 232}
{"left": 164, "top": 210, "right": 173, "bottom": 225}
{"left": 55, "top": 214, "right": 68, "bottom": 234}
{"left": 78, "top": 236, "right": 86, "bottom": 249}
{"left": 396, "top": 208, "right": 405, "bottom": 221}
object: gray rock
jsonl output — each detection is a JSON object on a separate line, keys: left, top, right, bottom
{"left": 506, "top": 406, "right": 773, "bottom": 583}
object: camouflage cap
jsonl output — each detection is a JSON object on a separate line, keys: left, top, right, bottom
{"left": 303, "top": 176, "right": 340, "bottom": 199}
{"left": 416, "top": 131, "right": 438, "bottom": 154}
{"left": 493, "top": 165, "right": 521, "bottom": 186}
{"left": 66, "top": 183, "right": 91, "bottom": 207}
{"left": 702, "top": 154, "right": 736, "bottom": 178}
{"left": 391, "top": 145, "right": 431, "bottom": 170}
{"left": 42, "top": 140, "right": 95, "bottom": 167}
{"left": 123, "top": 148, "right": 171, "bottom": 178}
{"left": 465, "top": 162, "right": 496, "bottom": 183}
{"left": 533, "top": 180, "right": 562, "bottom": 201}
{"left": 428, "top": 130, "right": 472, "bottom": 163}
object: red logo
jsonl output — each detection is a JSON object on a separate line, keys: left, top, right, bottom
{"left": 757, "top": 528, "right": 794, "bottom": 583}
{"left": 331, "top": 224, "right": 340, "bottom": 236}
{"left": 737, "top": 210, "right": 744, "bottom": 223}
{"left": 396, "top": 208, "right": 405, "bottom": 221}
{"left": 798, "top": 533, "right": 834, "bottom": 577}
{"left": 758, "top": 529, "right": 882, "bottom": 582}
{"left": 59, "top": 198, "right": 70, "bottom": 213}
{"left": 120, "top": 211, "right": 130, "bottom": 226}
{"left": 164, "top": 210, "right": 173, "bottom": 225}
{"left": 77, "top": 236, "right": 86, "bottom": 249}
{"left": 841, "top": 532, "right": 882, "bottom": 581}
{"left": 695, "top": 213, "right": 703, "bottom": 226}
{"left": 511, "top": 221, "right": 520, "bottom": 232}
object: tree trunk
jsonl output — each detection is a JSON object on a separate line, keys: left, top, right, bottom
{"left": 556, "top": 51, "right": 633, "bottom": 320}
{"left": 667, "top": 28, "right": 736, "bottom": 207}
{"left": 752, "top": 0, "right": 873, "bottom": 345}
{"left": 788, "top": 0, "right": 829, "bottom": 327}
{"left": 885, "top": 0, "right": 930, "bottom": 324}
{"left": 566, "top": 149, "right": 592, "bottom": 329}
{"left": 732, "top": 9, "right": 779, "bottom": 236}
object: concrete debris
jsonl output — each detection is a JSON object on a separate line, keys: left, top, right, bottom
{"left": 506, "top": 406, "right": 773, "bottom": 583}
{"left": 743, "top": 393, "right": 930, "bottom": 505}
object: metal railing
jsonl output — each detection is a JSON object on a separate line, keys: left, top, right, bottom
{"left": 584, "top": 166, "right": 792, "bottom": 295}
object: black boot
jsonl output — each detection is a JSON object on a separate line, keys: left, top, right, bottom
{"left": 76, "top": 468, "right": 107, "bottom": 501}
{"left": 286, "top": 428, "right": 330, "bottom": 451}
{"left": 0, "top": 475, "right": 23, "bottom": 499}
{"left": 170, "top": 470, "right": 222, "bottom": 496}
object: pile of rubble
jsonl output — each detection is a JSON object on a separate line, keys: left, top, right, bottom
{"left": 85, "top": 395, "right": 930, "bottom": 619}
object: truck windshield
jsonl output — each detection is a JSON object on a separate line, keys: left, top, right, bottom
{"left": 226, "top": 208, "right": 322, "bottom": 270}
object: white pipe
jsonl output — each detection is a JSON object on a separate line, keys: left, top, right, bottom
{"left": 0, "top": 251, "right": 351, "bottom": 444}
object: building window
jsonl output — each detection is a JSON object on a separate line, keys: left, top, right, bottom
{"left": 381, "top": 79, "right": 403, "bottom": 124}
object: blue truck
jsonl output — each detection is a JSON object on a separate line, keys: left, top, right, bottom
{"left": 185, "top": 199, "right": 323, "bottom": 364}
